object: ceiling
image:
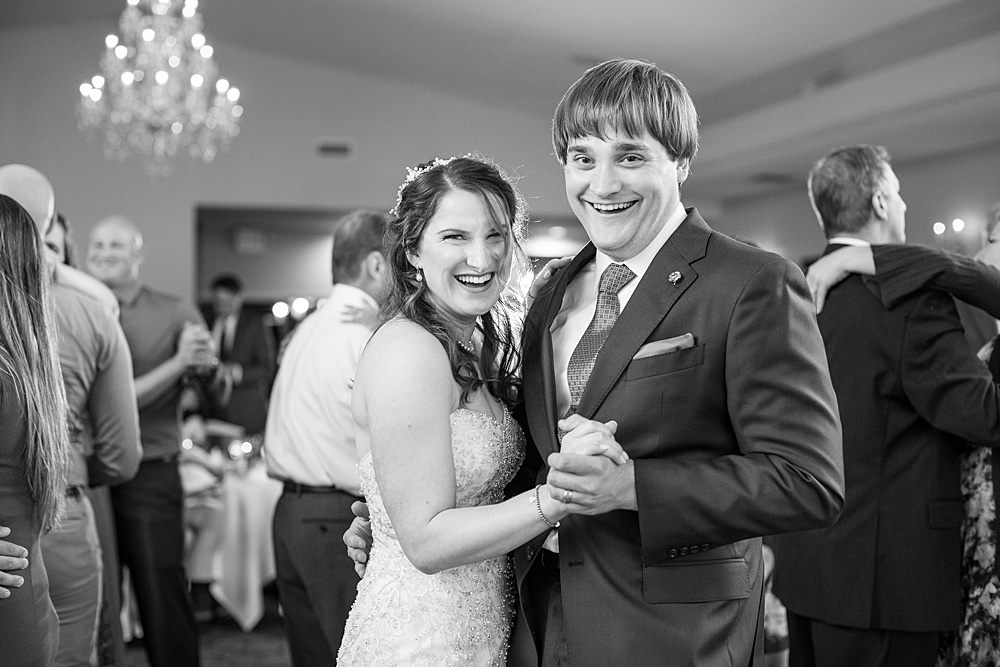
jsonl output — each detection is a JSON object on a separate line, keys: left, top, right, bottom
{"left": 5, "top": 0, "right": 1000, "bottom": 202}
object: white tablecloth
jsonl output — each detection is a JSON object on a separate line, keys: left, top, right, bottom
{"left": 210, "top": 462, "right": 283, "bottom": 631}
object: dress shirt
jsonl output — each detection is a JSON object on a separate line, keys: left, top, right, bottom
{"left": 117, "top": 284, "right": 206, "bottom": 460}
{"left": 54, "top": 280, "right": 141, "bottom": 486}
{"left": 264, "top": 284, "right": 376, "bottom": 495}
{"left": 827, "top": 236, "right": 871, "bottom": 248}
{"left": 550, "top": 204, "right": 687, "bottom": 417}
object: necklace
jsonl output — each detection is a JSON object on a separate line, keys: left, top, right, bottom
{"left": 457, "top": 336, "right": 475, "bottom": 354}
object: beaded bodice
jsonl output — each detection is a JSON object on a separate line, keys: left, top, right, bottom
{"left": 338, "top": 406, "right": 526, "bottom": 666}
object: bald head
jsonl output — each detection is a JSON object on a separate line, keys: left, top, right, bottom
{"left": 86, "top": 215, "right": 145, "bottom": 289}
{"left": 0, "top": 164, "right": 55, "bottom": 235}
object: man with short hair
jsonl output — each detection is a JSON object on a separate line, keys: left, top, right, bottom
{"left": 266, "top": 209, "right": 389, "bottom": 665}
{"left": 771, "top": 145, "right": 1000, "bottom": 666}
{"left": 87, "top": 215, "right": 217, "bottom": 667}
{"left": 201, "top": 272, "right": 275, "bottom": 435}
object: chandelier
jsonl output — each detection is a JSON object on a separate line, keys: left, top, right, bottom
{"left": 77, "top": 0, "right": 242, "bottom": 175}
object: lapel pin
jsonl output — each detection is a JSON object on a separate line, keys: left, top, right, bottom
{"left": 668, "top": 271, "right": 683, "bottom": 285}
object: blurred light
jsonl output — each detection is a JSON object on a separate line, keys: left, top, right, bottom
{"left": 272, "top": 301, "right": 290, "bottom": 319}
{"left": 952, "top": 218, "right": 965, "bottom": 233}
{"left": 181, "top": 438, "right": 193, "bottom": 450}
{"left": 241, "top": 441, "right": 253, "bottom": 454}
{"left": 549, "top": 225, "right": 567, "bottom": 239}
{"left": 227, "top": 440, "right": 242, "bottom": 459}
{"left": 933, "top": 222, "right": 946, "bottom": 235}
{"left": 291, "top": 297, "right": 310, "bottom": 318}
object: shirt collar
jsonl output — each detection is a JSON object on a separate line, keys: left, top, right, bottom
{"left": 114, "top": 282, "right": 144, "bottom": 307}
{"left": 594, "top": 204, "right": 687, "bottom": 291}
{"left": 327, "top": 283, "right": 378, "bottom": 310}
{"left": 828, "top": 236, "right": 871, "bottom": 247}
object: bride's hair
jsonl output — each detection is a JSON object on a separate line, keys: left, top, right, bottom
{"left": 380, "top": 155, "right": 530, "bottom": 406}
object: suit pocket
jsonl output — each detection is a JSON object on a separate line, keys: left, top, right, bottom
{"left": 927, "top": 499, "right": 964, "bottom": 529}
{"left": 641, "top": 556, "right": 751, "bottom": 603}
{"left": 627, "top": 343, "right": 705, "bottom": 381}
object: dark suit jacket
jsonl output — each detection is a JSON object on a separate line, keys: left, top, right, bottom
{"left": 772, "top": 243, "right": 1000, "bottom": 633}
{"left": 203, "top": 307, "right": 276, "bottom": 434}
{"left": 510, "top": 210, "right": 844, "bottom": 666}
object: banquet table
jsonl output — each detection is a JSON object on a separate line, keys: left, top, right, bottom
{"left": 210, "top": 460, "right": 283, "bottom": 631}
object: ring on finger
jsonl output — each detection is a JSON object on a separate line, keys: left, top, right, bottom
{"left": 561, "top": 488, "right": 573, "bottom": 504}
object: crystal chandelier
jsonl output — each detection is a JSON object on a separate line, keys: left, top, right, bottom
{"left": 77, "top": 0, "right": 242, "bottom": 175}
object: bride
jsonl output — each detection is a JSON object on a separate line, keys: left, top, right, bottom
{"left": 337, "top": 155, "right": 625, "bottom": 666}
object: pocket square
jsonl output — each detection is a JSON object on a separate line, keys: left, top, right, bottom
{"left": 633, "top": 333, "right": 695, "bottom": 360}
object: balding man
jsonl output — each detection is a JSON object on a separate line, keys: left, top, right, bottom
{"left": 0, "top": 163, "right": 142, "bottom": 667}
{"left": 85, "top": 215, "right": 217, "bottom": 667}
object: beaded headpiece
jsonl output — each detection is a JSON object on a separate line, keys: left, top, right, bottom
{"left": 390, "top": 154, "right": 475, "bottom": 217}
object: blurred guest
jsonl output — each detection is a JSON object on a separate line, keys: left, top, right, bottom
{"left": 806, "top": 225, "right": 1000, "bottom": 666}
{"left": 86, "top": 216, "right": 215, "bottom": 667}
{"left": 0, "top": 193, "right": 71, "bottom": 667}
{"left": 201, "top": 273, "right": 275, "bottom": 435}
{"left": 956, "top": 200, "right": 1000, "bottom": 354}
{"left": 771, "top": 145, "right": 1000, "bottom": 667}
{"left": 0, "top": 164, "right": 142, "bottom": 667}
{"left": 178, "top": 432, "right": 228, "bottom": 623}
{"left": 46, "top": 212, "right": 78, "bottom": 268}
{"left": 264, "top": 209, "right": 388, "bottom": 666}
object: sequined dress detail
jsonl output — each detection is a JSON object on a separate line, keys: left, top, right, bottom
{"left": 338, "top": 406, "right": 525, "bottom": 666}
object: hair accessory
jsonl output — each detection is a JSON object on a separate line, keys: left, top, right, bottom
{"left": 390, "top": 154, "right": 475, "bottom": 217}
{"left": 531, "top": 484, "right": 560, "bottom": 529}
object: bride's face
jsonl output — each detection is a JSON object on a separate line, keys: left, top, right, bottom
{"left": 407, "top": 189, "right": 512, "bottom": 326}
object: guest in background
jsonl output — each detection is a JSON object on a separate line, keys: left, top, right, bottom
{"left": 0, "top": 192, "right": 71, "bottom": 667}
{"left": 201, "top": 273, "right": 275, "bottom": 435}
{"left": 771, "top": 145, "right": 1000, "bottom": 667}
{"left": 264, "top": 209, "right": 388, "bottom": 666}
{"left": 46, "top": 212, "right": 78, "bottom": 268}
{"left": 86, "top": 216, "right": 217, "bottom": 667}
{"left": 805, "top": 229, "right": 1000, "bottom": 666}
{"left": 956, "top": 200, "right": 1000, "bottom": 354}
{"left": 1, "top": 164, "right": 143, "bottom": 667}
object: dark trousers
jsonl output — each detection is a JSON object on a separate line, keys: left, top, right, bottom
{"left": 523, "top": 550, "right": 571, "bottom": 667}
{"left": 272, "top": 487, "right": 362, "bottom": 667}
{"left": 786, "top": 609, "right": 939, "bottom": 667}
{"left": 112, "top": 458, "right": 199, "bottom": 667}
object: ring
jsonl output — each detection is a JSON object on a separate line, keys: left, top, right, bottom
{"left": 561, "top": 488, "right": 573, "bottom": 504}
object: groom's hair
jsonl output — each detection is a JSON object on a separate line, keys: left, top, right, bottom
{"left": 551, "top": 58, "right": 699, "bottom": 165}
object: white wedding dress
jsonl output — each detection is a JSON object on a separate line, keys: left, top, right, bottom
{"left": 338, "top": 406, "right": 526, "bottom": 666}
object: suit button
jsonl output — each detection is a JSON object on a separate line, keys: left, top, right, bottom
{"left": 701, "top": 544, "right": 710, "bottom": 551}
{"left": 680, "top": 547, "right": 689, "bottom": 556}
{"left": 526, "top": 546, "right": 535, "bottom": 560}
{"left": 690, "top": 546, "right": 700, "bottom": 554}
{"left": 668, "top": 549, "right": 678, "bottom": 558}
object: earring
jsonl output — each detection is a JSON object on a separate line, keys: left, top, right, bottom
{"left": 415, "top": 269, "right": 423, "bottom": 282}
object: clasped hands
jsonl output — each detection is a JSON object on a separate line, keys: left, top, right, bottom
{"left": 343, "top": 414, "right": 633, "bottom": 578}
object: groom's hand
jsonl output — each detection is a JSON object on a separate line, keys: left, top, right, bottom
{"left": 343, "top": 501, "right": 373, "bottom": 578}
{"left": 557, "top": 415, "right": 628, "bottom": 464}
{"left": 546, "top": 450, "right": 637, "bottom": 514}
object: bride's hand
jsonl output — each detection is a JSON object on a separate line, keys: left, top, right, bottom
{"left": 526, "top": 257, "right": 571, "bottom": 311}
{"left": 557, "top": 414, "right": 628, "bottom": 465}
{"left": 806, "top": 246, "right": 875, "bottom": 314}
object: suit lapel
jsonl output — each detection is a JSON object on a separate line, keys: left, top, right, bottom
{"left": 523, "top": 245, "right": 597, "bottom": 460}
{"left": 576, "top": 210, "right": 710, "bottom": 418}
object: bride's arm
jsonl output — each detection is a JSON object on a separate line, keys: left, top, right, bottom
{"left": 359, "top": 321, "right": 591, "bottom": 574}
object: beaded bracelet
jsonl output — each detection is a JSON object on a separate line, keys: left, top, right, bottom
{"left": 531, "top": 484, "right": 560, "bottom": 529}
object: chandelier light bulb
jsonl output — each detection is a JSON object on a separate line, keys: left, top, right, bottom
{"left": 77, "top": 0, "right": 243, "bottom": 175}
{"left": 933, "top": 222, "right": 946, "bottom": 235}
{"left": 952, "top": 218, "right": 966, "bottom": 232}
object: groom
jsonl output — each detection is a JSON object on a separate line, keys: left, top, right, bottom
{"left": 343, "top": 58, "right": 845, "bottom": 665}
{"left": 508, "top": 58, "right": 844, "bottom": 666}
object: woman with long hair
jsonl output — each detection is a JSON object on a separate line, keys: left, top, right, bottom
{"left": 0, "top": 193, "right": 71, "bottom": 667}
{"left": 337, "top": 156, "right": 624, "bottom": 665}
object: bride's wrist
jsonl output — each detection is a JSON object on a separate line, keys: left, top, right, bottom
{"left": 536, "top": 485, "right": 570, "bottom": 524}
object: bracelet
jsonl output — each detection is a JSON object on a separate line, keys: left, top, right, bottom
{"left": 531, "top": 484, "right": 559, "bottom": 529}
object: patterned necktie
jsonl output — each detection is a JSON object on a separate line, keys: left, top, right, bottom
{"left": 565, "top": 263, "right": 635, "bottom": 417}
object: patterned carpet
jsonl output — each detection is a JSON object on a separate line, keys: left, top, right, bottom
{"left": 123, "top": 584, "right": 291, "bottom": 667}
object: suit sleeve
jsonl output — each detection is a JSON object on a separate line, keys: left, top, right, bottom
{"left": 872, "top": 244, "right": 1000, "bottom": 318}
{"left": 87, "top": 313, "right": 143, "bottom": 486}
{"left": 635, "top": 259, "right": 845, "bottom": 561}
{"left": 236, "top": 316, "right": 276, "bottom": 387}
{"left": 899, "top": 290, "right": 1000, "bottom": 446}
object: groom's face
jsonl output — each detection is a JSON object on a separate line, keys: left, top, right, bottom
{"left": 563, "top": 129, "right": 689, "bottom": 262}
